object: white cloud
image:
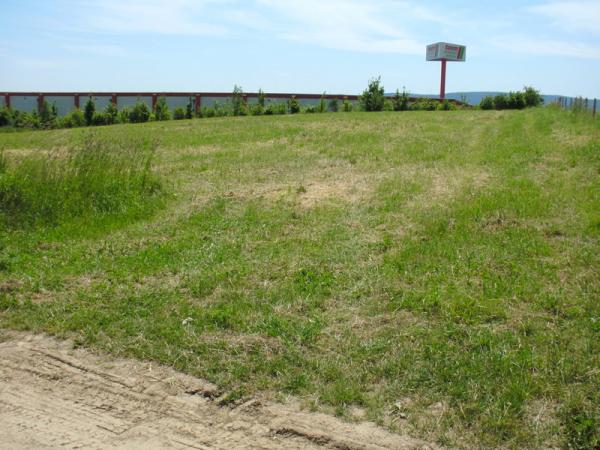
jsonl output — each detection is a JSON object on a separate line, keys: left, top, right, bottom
{"left": 76, "top": 0, "right": 230, "bottom": 35}
{"left": 528, "top": 1, "right": 600, "bottom": 33}
{"left": 253, "top": 0, "right": 434, "bottom": 54}
{"left": 491, "top": 35, "right": 600, "bottom": 59}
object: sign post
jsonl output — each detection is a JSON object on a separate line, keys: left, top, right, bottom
{"left": 427, "top": 42, "right": 466, "bottom": 101}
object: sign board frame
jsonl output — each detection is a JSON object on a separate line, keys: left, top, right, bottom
{"left": 426, "top": 42, "right": 466, "bottom": 62}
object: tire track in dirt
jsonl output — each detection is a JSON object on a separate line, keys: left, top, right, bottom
{"left": 0, "top": 332, "right": 437, "bottom": 450}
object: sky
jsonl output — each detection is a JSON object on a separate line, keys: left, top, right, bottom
{"left": 1, "top": 0, "right": 599, "bottom": 97}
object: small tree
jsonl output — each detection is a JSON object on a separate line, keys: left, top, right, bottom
{"left": 129, "top": 100, "right": 151, "bottom": 123}
{"left": 360, "top": 77, "right": 385, "bottom": 112}
{"left": 318, "top": 93, "right": 327, "bottom": 113}
{"left": 173, "top": 107, "right": 186, "bottom": 120}
{"left": 154, "top": 97, "right": 170, "bottom": 121}
{"left": 508, "top": 91, "right": 526, "bottom": 110}
{"left": 479, "top": 96, "right": 494, "bottom": 110}
{"left": 523, "top": 86, "right": 543, "bottom": 108}
{"left": 329, "top": 98, "right": 339, "bottom": 112}
{"left": 39, "top": 101, "right": 57, "bottom": 128}
{"left": 84, "top": 97, "right": 95, "bottom": 126}
{"left": 257, "top": 89, "right": 266, "bottom": 107}
{"left": 393, "top": 89, "right": 409, "bottom": 111}
{"left": 288, "top": 96, "right": 300, "bottom": 114}
{"left": 494, "top": 94, "right": 508, "bottom": 110}
{"left": 104, "top": 102, "right": 118, "bottom": 124}
{"left": 185, "top": 97, "right": 194, "bottom": 119}
{"left": 232, "top": 85, "right": 245, "bottom": 116}
{"left": 342, "top": 97, "right": 353, "bottom": 112}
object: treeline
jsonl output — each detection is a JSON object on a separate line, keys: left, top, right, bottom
{"left": 479, "top": 87, "right": 543, "bottom": 110}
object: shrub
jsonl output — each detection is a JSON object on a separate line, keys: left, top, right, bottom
{"left": 360, "top": 77, "right": 385, "bottom": 112}
{"left": 383, "top": 99, "right": 394, "bottom": 111}
{"left": 232, "top": 85, "right": 246, "bottom": 116}
{"left": 257, "top": 89, "right": 266, "bottom": 107}
{"left": 343, "top": 97, "right": 353, "bottom": 112}
{"left": 318, "top": 94, "right": 327, "bottom": 113}
{"left": 304, "top": 106, "right": 317, "bottom": 113}
{"left": 92, "top": 112, "right": 108, "bottom": 126}
{"left": 523, "top": 86, "right": 543, "bottom": 108}
{"left": 0, "top": 107, "right": 12, "bottom": 126}
{"left": 202, "top": 107, "right": 216, "bottom": 118}
{"left": 250, "top": 103, "right": 264, "bottom": 116}
{"left": 173, "top": 107, "right": 187, "bottom": 120}
{"left": 39, "top": 101, "right": 58, "bottom": 128}
{"left": 494, "top": 94, "right": 508, "bottom": 110}
{"left": 129, "top": 100, "right": 151, "bottom": 123}
{"left": 507, "top": 91, "right": 526, "bottom": 110}
{"left": 186, "top": 97, "right": 194, "bottom": 119}
{"left": 0, "top": 133, "right": 161, "bottom": 227}
{"left": 437, "top": 100, "right": 456, "bottom": 111}
{"left": 60, "top": 109, "right": 85, "bottom": 128}
{"left": 84, "top": 97, "right": 95, "bottom": 126}
{"left": 393, "top": 89, "right": 409, "bottom": 111}
{"left": 479, "top": 96, "right": 495, "bottom": 110}
{"left": 288, "top": 96, "right": 300, "bottom": 114}
{"left": 411, "top": 99, "right": 438, "bottom": 111}
{"left": 329, "top": 98, "right": 339, "bottom": 112}
{"left": 104, "top": 102, "right": 119, "bottom": 125}
{"left": 119, "top": 107, "right": 131, "bottom": 124}
{"left": 154, "top": 97, "right": 170, "bottom": 121}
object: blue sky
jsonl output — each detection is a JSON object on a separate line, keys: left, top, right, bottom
{"left": 1, "top": 0, "right": 599, "bottom": 97}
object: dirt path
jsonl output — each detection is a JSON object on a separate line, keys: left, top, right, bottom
{"left": 0, "top": 332, "right": 437, "bottom": 450}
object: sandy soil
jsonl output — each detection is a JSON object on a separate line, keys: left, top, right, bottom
{"left": 0, "top": 332, "right": 437, "bottom": 450}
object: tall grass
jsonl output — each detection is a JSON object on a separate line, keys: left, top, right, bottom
{"left": 0, "top": 133, "right": 161, "bottom": 228}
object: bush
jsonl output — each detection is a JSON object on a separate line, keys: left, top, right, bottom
{"left": 437, "top": 100, "right": 456, "bottom": 111}
{"left": 507, "top": 91, "right": 526, "bottom": 110}
{"left": 360, "top": 77, "right": 385, "bottom": 112}
{"left": 304, "top": 106, "right": 317, "bottom": 114}
{"left": 84, "top": 97, "right": 95, "bottom": 126}
{"left": 343, "top": 97, "right": 353, "bottom": 112}
{"left": 39, "top": 101, "right": 58, "bottom": 128}
{"left": 232, "top": 85, "right": 246, "bottom": 116}
{"left": 479, "top": 96, "right": 495, "bottom": 110}
{"left": 523, "top": 86, "right": 543, "bottom": 108}
{"left": 494, "top": 94, "right": 508, "bottom": 110}
{"left": 318, "top": 94, "right": 327, "bottom": 113}
{"left": 257, "top": 89, "right": 266, "bottom": 108}
{"left": 104, "top": 102, "right": 119, "bottom": 125}
{"left": 129, "top": 100, "right": 151, "bottom": 123}
{"left": 60, "top": 109, "right": 86, "bottom": 128}
{"left": 288, "top": 96, "right": 300, "bottom": 114}
{"left": 154, "top": 97, "right": 170, "bottom": 121}
{"left": 411, "top": 99, "right": 438, "bottom": 111}
{"left": 92, "top": 112, "right": 108, "bottom": 126}
{"left": 119, "top": 107, "right": 131, "bottom": 124}
{"left": 393, "top": 89, "right": 409, "bottom": 111}
{"left": 0, "top": 107, "right": 12, "bottom": 126}
{"left": 0, "top": 133, "right": 161, "bottom": 227}
{"left": 250, "top": 103, "right": 264, "bottom": 116}
{"left": 329, "top": 98, "right": 339, "bottom": 112}
{"left": 186, "top": 98, "right": 194, "bottom": 119}
{"left": 383, "top": 99, "right": 394, "bottom": 111}
{"left": 202, "top": 107, "right": 216, "bottom": 118}
{"left": 173, "top": 107, "right": 187, "bottom": 120}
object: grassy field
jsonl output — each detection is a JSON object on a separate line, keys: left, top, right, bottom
{"left": 0, "top": 108, "right": 598, "bottom": 448}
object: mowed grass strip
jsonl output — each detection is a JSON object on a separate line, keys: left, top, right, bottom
{"left": 0, "top": 108, "right": 598, "bottom": 449}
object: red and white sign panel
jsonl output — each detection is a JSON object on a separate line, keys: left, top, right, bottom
{"left": 426, "top": 42, "right": 466, "bottom": 62}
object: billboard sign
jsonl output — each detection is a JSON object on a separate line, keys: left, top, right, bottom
{"left": 426, "top": 42, "right": 466, "bottom": 62}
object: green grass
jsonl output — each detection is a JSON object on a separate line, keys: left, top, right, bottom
{"left": 0, "top": 108, "right": 598, "bottom": 449}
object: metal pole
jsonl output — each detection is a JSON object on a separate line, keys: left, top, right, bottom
{"left": 440, "top": 59, "right": 447, "bottom": 101}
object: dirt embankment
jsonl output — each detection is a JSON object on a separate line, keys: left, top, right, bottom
{"left": 0, "top": 332, "right": 437, "bottom": 450}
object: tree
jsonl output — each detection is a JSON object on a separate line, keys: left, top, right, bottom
{"left": 104, "top": 102, "right": 118, "bottom": 125}
{"left": 479, "top": 96, "right": 494, "bottom": 110}
{"left": 360, "top": 77, "right": 385, "bottom": 112}
{"left": 523, "top": 86, "right": 543, "bottom": 108}
{"left": 154, "top": 97, "right": 170, "bottom": 121}
{"left": 232, "top": 85, "right": 245, "bottom": 116}
{"left": 329, "top": 98, "right": 339, "bottom": 112}
{"left": 84, "top": 97, "right": 95, "bottom": 126}
{"left": 257, "top": 89, "right": 266, "bottom": 107}
{"left": 288, "top": 96, "right": 300, "bottom": 114}
{"left": 186, "top": 97, "right": 194, "bottom": 119}
{"left": 393, "top": 89, "right": 409, "bottom": 111}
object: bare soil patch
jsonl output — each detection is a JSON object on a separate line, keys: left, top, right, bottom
{"left": 0, "top": 332, "right": 437, "bottom": 450}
